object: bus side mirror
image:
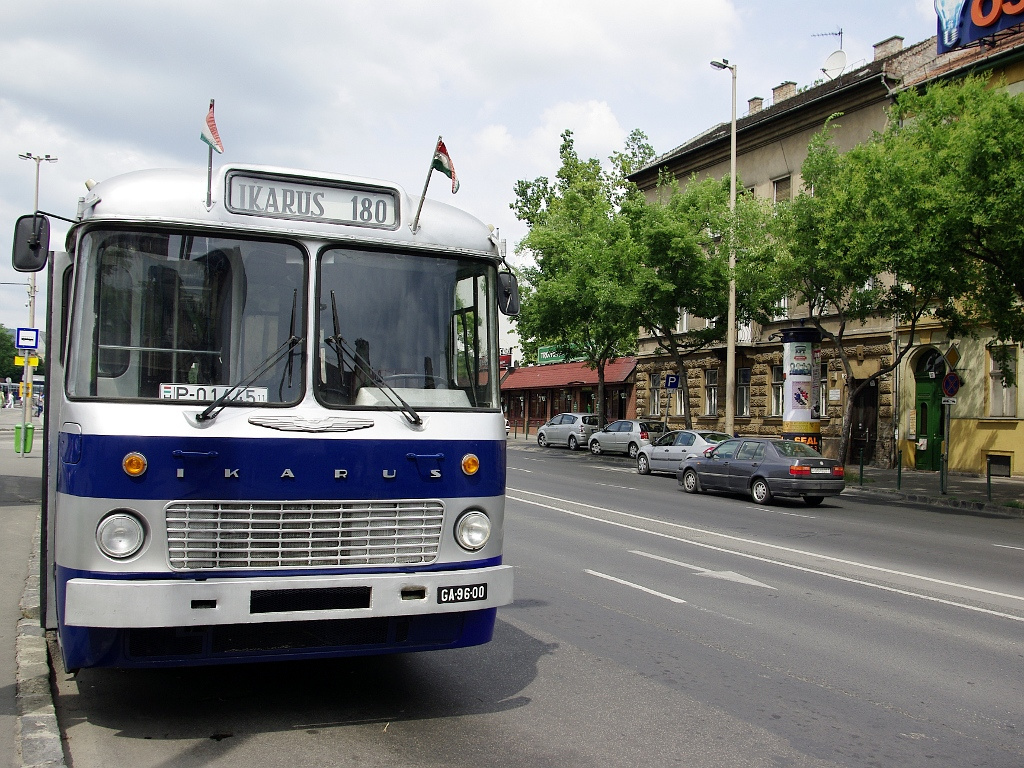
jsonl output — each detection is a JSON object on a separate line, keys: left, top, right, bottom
{"left": 12, "top": 214, "right": 51, "bottom": 272}
{"left": 498, "top": 271, "right": 520, "bottom": 316}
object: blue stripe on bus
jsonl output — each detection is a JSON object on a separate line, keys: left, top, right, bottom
{"left": 58, "top": 433, "right": 506, "bottom": 500}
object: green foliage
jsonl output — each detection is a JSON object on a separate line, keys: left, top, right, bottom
{"left": 0, "top": 326, "right": 20, "bottom": 382}
{"left": 512, "top": 130, "right": 651, "bottom": 423}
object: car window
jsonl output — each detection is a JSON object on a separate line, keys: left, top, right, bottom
{"left": 773, "top": 440, "right": 823, "bottom": 457}
{"left": 736, "top": 441, "right": 762, "bottom": 460}
{"left": 675, "top": 432, "right": 695, "bottom": 447}
{"left": 701, "top": 432, "right": 732, "bottom": 444}
{"left": 582, "top": 416, "right": 598, "bottom": 426}
{"left": 565, "top": 415, "right": 578, "bottom": 424}
{"left": 642, "top": 421, "right": 666, "bottom": 433}
{"left": 713, "top": 439, "right": 741, "bottom": 459}
{"left": 654, "top": 432, "right": 678, "bottom": 446}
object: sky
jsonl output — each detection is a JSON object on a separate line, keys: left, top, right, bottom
{"left": 0, "top": 1, "right": 941, "bottom": 338}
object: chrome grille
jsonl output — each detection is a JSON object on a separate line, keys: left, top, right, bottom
{"left": 166, "top": 500, "right": 444, "bottom": 570}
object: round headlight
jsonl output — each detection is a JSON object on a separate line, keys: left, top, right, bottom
{"left": 96, "top": 512, "right": 145, "bottom": 559}
{"left": 455, "top": 510, "right": 491, "bottom": 551}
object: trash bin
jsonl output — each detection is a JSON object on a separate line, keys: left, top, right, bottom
{"left": 14, "top": 423, "right": 34, "bottom": 454}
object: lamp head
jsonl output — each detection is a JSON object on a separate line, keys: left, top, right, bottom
{"left": 710, "top": 59, "right": 731, "bottom": 70}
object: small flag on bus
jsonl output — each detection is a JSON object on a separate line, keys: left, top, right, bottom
{"left": 432, "top": 139, "right": 459, "bottom": 193}
{"left": 201, "top": 100, "right": 224, "bottom": 154}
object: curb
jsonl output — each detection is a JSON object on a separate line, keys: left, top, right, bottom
{"left": 16, "top": 514, "right": 67, "bottom": 768}
{"left": 840, "top": 485, "right": 1024, "bottom": 519}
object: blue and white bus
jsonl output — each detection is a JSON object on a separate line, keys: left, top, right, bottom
{"left": 12, "top": 163, "right": 519, "bottom": 670}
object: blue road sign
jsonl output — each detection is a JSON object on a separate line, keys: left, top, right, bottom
{"left": 664, "top": 374, "right": 680, "bottom": 390}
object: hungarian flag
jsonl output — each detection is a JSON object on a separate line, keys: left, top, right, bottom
{"left": 432, "top": 139, "right": 459, "bottom": 193}
{"left": 201, "top": 100, "right": 224, "bottom": 154}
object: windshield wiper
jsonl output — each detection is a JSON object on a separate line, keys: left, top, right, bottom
{"left": 195, "top": 335, "right": 303, "bottom": 423}
{"left": 326, "top": 290, "right": 422, "bottom": 426}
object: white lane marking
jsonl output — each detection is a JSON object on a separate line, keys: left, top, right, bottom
{"left": 740, "top": 505, "right": 816, "bottom": 519}
{"left": 595, "top": 482, "right": 640, "bottom": 491}
{"left": 509, "top": 467, "right": 534, "bottom": 473}
{"left": 523, "top": 457, "right": 546, "bottom": 462}
{"left": 595, "top": 466, "right": 637, "bottom": 474}
{"left": 509, "top": 487, "right": 1024, "bottom": 604}
{"left": 585, "top": 570, "right": 687, "bottom": 604}
{"left": 631, "top": 550, "right": 776, "bottom": 590}
{"left": 993, "top": 544, "right": 1024, "bottom": 551}
{"left": 507, "top": 491, "right": 1024, "bottom": 623}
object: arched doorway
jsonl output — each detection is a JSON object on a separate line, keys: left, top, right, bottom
{"left": 913, "top": 349, "right": 946, "bottom": 471}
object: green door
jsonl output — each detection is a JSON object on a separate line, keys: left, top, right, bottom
{"left": 914, "top": 350, "right": 946, "bottom": 471}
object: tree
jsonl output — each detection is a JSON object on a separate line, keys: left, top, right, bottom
{"left": 512, "top": 130, "right": 647, "bottom": 425}
{"left": 746, "top": 118, "right": 970, "bottom": 465}
{"left": 887, "top": 76, "right": 1024, "bottom": 370}
{"left": 624, "top": 175, "right": 729, "bottom": 428}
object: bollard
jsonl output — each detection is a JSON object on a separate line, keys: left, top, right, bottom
{"left": 897, "top": 449, "right": 903, "bottom": 490}
{"left": 859, "top": 447, "right": 864, "bottom": 486}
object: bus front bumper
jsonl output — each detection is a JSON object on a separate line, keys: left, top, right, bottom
{"left": 62, "top": 565, "right": 514, "bottom": 628}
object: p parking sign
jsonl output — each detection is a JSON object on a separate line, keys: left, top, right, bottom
{"left": 664, "top": 374, "right": 680, "bottom": 390}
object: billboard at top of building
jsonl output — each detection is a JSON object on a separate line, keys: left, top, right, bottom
{"left": 936, "top": 0, "right": 1024, "bottom": 53}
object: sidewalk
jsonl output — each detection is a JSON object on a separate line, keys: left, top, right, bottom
{"left": 505, "top": 428, "right": 1024, "bottom": 518}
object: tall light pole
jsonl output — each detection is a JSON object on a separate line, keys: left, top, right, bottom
{"left": 17, "top": 152, "right": 57, "bottom": 449}
{"left": 710, "top": 59, "right": 737, "bottom": 436}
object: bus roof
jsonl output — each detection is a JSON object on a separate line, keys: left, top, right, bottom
{"left": 74, "top": 164, "right": 501, "bottom": 260}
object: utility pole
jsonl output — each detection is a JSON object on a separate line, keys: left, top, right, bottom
{"left": 16, "top": 152, "right": 57, "bottom": 455}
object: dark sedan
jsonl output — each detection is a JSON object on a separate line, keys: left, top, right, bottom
{"left": 676, "top": 437, "right": 845, "bottom": 506}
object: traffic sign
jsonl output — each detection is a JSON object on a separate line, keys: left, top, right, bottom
{"left": 664, "top": 374, "right": 680, "bottom": 390}
{"left": 941, "top": 372, "right": 960, "bottom": 398}
{"left": 16, "top": 328, "right": 39, "bottom": 350}
{"left": 14, "top": 356, "right": 39, "bottom": 367}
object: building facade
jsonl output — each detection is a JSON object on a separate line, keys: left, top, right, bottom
{"left": 629, "top": 33, "right": 1024, "bottom": 475}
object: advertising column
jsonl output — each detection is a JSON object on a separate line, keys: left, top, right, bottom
{"left": 781, "top": 328, "right": 821, "bottom": 452}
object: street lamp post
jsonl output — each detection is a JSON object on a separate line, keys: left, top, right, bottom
{"left": 711, "top": 59, "right": 737, "bottom": 436}
{"left": 17, "top": 152, "right": 57, "bottom": 455}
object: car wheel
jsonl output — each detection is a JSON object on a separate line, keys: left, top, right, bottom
{"left": 537, "top": 433, "right": 548, "bottom": 448}
{"left": 628, "top": 442, "right": 640, "bottom": 459}
{"left": 568, "top": 435, "right": 579, "bottom": 451}
{"left": 750, "top": 477, "right": 773, "bottom": 505}
{"left": 589, "top": 440, "right": 602, "bottom": 455}
{"left": 803, "top": 495, "right": 824, "bottom": 507}
{"left": 637, "top": 454, "right": 650, "bottom": 475}
{"left": 680, "top": 468, "right": 700, "bottom": 494}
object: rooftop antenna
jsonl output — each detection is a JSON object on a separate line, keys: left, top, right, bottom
{"left": 814, "top": 27, "right": 846, "bottom": 80}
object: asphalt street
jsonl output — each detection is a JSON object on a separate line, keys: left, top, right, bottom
{"left": 20, "top": 436, "right": 1019, "bottom": 767}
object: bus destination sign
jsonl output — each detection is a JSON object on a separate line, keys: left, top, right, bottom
{"left": 227, "top": 172, "right": 399, "bottom": 229}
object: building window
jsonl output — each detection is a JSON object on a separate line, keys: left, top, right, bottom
{"left": 737, "top": 368, "right": 750, "bottom": 417}
{"left": 676, "top": 310, "right": 689, "bottom": 333}
{"left": 705, "top": 369, "right": 719, "bottom": 416}
{"left": 674, "top": 387, "right": 686, "bottom": 416}
{"left": 772, "top": 295, "right": 788, "bottom": 321}
{"left": 650, "top": 373, "right": 661, "bottom": 416}
{"left": 773, "top": 176, "right": 792, "bottom": 203}
{"left": 989, "top": 348, "right": 1018, "bottom": 417}
{"left": 771, "top": 365, "right": 784, "bottom": 416}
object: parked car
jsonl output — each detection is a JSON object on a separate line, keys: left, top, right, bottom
{"left": 588, "top": 419, "right": 668, "bottom": 458}
{"left": 537, "top": 412, "right": 600, "bottom": 451}
{"left": 636, "top": 429, "right": 732, "bottom": 475}
{"left": 676, "top": 437, "right": 845, "bottom": 506}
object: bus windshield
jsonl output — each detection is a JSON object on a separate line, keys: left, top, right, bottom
{"left": 67, "top": 229, "right": 307, "bottom": 403}
{"left": 316, "top": 247, "right": 499, "bottom": 410}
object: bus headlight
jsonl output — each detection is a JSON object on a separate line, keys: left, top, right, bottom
{"left": 461, "top": 453, "right": 480, "bottom": 476}
{"left": 455, "top": 510, "right": 491, "bottom": 551}
{"left": 96, "top": 512, "right": 145, "bottom": 559}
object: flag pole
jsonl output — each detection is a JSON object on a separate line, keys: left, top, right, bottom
{"left": 206, "top": 99, "right": 216, "bottom": 209}
{"left": 411, "top": 135, "right": 441, "bottom": 233}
